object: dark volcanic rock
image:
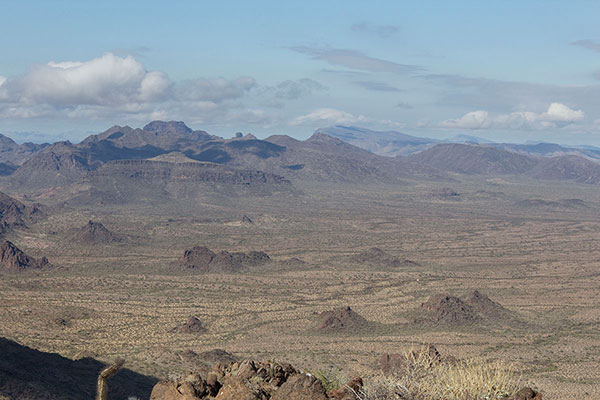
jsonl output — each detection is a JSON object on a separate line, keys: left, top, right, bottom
{"left": 179, "top": 246, "right": 271, "bottom": 273}
{"left": 0, "top": 240, "right": 50, "bottom": 271}
{"left": 150, "top": 359, "right": 328, "bottom": 400}
{"left": 72, "top": 220, "right": 121, "bottom": 244}
{"left": 416, "top": 293, "right": 481, "bottom": 325}
{"left": 0, "top": 191, "right": 44, "bottom": 232}
{"left": 317, "top": 306, "right": 371, "bottom": 333}
{"left": 176, "top": 317, "right": 207, "bottom": 334}
{"left": 241, "top": 215, "right": 253, "bottom": 224}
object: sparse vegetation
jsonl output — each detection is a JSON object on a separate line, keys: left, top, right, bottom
{"left": 357, "top": 347, "right": 522, "bottom": 400}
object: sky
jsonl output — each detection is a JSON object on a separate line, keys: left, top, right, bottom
{"left": 1, "top": 0, "right": 600, "bottom": 145}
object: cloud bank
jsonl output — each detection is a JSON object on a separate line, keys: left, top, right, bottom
{"left": 440, "top": 103, "right": 585, "bottom": 130}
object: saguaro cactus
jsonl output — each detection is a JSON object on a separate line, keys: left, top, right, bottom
{"left": 96, "top": 359, "right": 125, "bottom": 400}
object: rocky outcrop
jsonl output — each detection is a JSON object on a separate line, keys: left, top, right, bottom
{"left": 0, "top": 191, "right": 44, "bottom": 232}
{"left": 71, "top": 220, "right": 121, "bottom": 244}
{"left": 415, "top": 293, "right": 481, "bottom": 325}
{"left": 174, "top": 317, "right": 206, "bottom": 334}
{"left": 317, "top": 306, "right": 371, "bottom": 333}
{"left": 415, "top": 291, "right": 516, "bottom": 326}
{"left": 150, "top": 360, "right": 329, "bottom": 400}
{"left": 0, "top": 240, "right": 50, "bottom": 270}
{"left": 179, "top": 246, "right": 271, "bottom": 273}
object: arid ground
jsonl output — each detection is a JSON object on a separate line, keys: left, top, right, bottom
{"left": 1, "top": 177, "right": 599, "bottom": 399}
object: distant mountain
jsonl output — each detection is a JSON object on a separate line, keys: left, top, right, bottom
{"left": 409, "top": 143, "right": 600, "bottom": 185}
{"left": 315, "top": 125, "right": 436, "bottom": 157}
{"left": 408, "top": 144, "right": 537, "bottom": 175}
{"left": 0, "top": 133, "right": 48, "bottom": 166}
{"left": 447, "top": 134, "right": 495, "bottom": 144}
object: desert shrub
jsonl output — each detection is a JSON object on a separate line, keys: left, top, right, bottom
{"left": 355, "top": 346, "right": 522, "bottom": 400}
{"left": 313, "top": 368, "right": 345, "bottom": 392}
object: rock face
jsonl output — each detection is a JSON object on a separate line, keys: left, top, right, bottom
{"left": 317, "top": 306, "right": 370, "bottom": 333}
{"left": 0, "top": 240, "right": 50, "bottom": 270}
{"left": 0, "top": 191, "right": 44, "bottom": 232}
{"left": 351, "top": 247, "right": 417, "bottom": 268}
{"left": 71, "top": 220, "right": 121, "bottom": 244}
{"left": 179, "top": 246, "right": 271, "bottom": 273}
{"left": 150, "top": 360, "right": 329, "bottom": 400}
{"left": 175, "top": 317, "right": 206, "bottom": 334}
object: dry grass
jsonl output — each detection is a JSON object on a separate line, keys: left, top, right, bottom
{"left": 356, "top": 346, "right": 522, "bottom": 400}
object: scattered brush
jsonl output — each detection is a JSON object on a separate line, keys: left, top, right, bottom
{"left": 355, "top": 346, "right": 522, "bottom": 400}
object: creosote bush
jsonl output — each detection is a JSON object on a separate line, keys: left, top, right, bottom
{"left": 354, "top": 346, "right": 522, "bottom": 400}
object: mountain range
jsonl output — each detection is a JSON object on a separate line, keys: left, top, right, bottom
{"left": 1, "top": 121, "right": 599, "bottom": 204}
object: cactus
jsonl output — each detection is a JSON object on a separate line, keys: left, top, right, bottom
{"left": 96, "top": 359, "right": 125, "bottom": 400}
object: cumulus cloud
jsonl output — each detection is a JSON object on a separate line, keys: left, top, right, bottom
{"left": 0, "top": 53, "right": 171, "bottom": 107}
{"left": 0, "top": 53, "right": 268, "bottom": 126}
{"left": 290, "top": 46, "right": 423, "bottom": 74}
{"left": 439, "top": 103, "right": 584, "bottom": 130}
{"left": 290, "top": 108, "right": 368, "bottom": 126}
{"left": 351, "top": 22, "right": 400, "bottom": 38}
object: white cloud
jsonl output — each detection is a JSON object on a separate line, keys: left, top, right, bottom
{"left": 439, "top": 103, "right": 584, "bottom": 130}
{"left": 0, "top": 53, "right": 170, "bottom": 107}
{"left": 0, "top": 53, "right": 269, "bottom": 126}
{"left": 291, "top": 108, "right": 368, "bottom": 126}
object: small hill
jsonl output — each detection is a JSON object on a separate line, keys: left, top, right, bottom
{"left": 0, "top": 240, "right": 50, "bottom": 271}
{"left": 174, "top": 316, "right": 206, "bottom": 334}
{"left": 415, "top": 291, "right": 517, "bottom": 327}
{"left": 317, "top": 306, "right": 371, "bottom": 333}
{"left": 465, "top": 290, "right": 514, "bottom": 322}
{"left": 352, "top": 247, "right": 417, "bottom": 268}
{"left": 179, "top": 246, "right": 271, "bottom": 273}
{"left": 416, "top": 293, "right": 481, "bottom": 325}
{"left": 71, "top": 220, "right": 121, "bottom": 244}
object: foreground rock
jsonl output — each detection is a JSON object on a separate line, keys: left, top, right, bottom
{"left": 317, "top": 306, "right": 371, "bottom": 333}
{"left": 0, "top": 240, "right": 50, "bottom": 271}
{"left": 71, "top": 220, "right": 122, "bottom": 244}
{"left": 179, "top": 246, "right": 271, "bottom": 273}
{"left": 150, "top": 360, "right": 329, "bottom": 400}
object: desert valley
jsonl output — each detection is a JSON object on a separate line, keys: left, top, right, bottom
{"left": 0, "top": 121, "right": 598, "bottom": 399}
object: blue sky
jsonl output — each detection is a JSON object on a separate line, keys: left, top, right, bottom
{"left": 1, "top": 0, "right": 600, "bottom": 145}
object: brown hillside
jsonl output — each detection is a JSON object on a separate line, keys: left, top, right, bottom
{"left": 416, "top": 293, "right": 481, "bottom": 325}
{"left": 317, "top": 306, "right": 371, "bottom": 333}
{"left": 179, "top": 246, "right": 271, "bottom": 273}
{"left": 0, "top": 241, "right": 50, "bottom": 271}
{"left": 71, "top": 220, "right": 121, "bottom": 244}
